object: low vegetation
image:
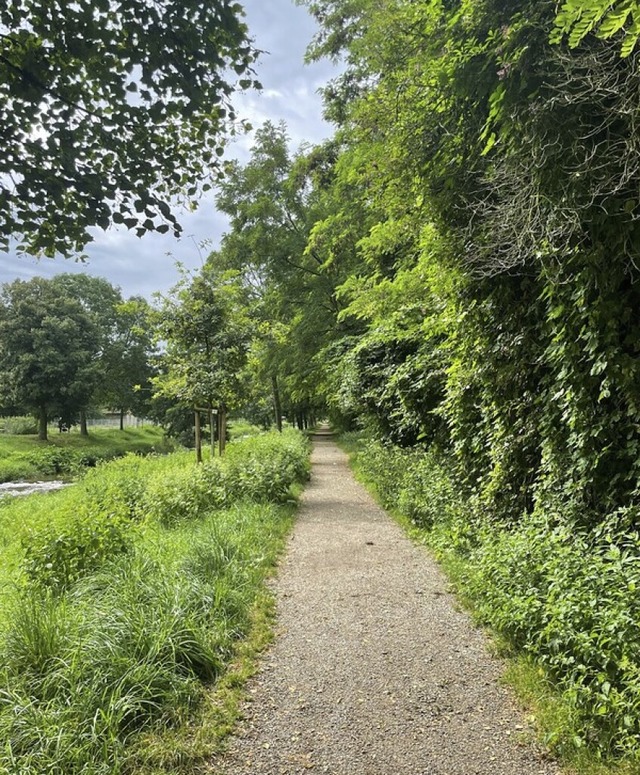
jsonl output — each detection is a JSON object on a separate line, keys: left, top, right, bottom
{"left": 0, "top": 425, "right": 169, "bottom": 483}
{"left": 343, "top": 435, "right": 640, "bottom": 773}
{"left": 0, "top": 429, "right": 310, "bottom": 774}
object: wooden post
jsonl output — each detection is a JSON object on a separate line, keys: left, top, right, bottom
{"left": 209, "top": 407, "right": 215, "bottom": 458}
{"left": 194, "top": 410, "right": 202, "bottom": 464}
{"left": 218, "top": 404, "right": 227, "bottom": 456}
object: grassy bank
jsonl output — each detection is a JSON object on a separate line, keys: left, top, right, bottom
{"left": 340, "top": 433, "right": 640, "bottom": 775}
{"left": 0, "top": 425, "right": 171, "bottom": 483}
{"left": 0, "top": 429, "right": 310, "bottom": 774}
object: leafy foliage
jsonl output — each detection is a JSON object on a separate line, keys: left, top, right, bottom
{"left": 0, "top": 0, "right": 258, "bottom": 256}
{"left": 0, "top": 276, "right": 99, "bottom": 438}
{"left": 0, "top": 274, "right": 157, "bottom": 439}
{"left": 152, "top": 265, "right": 251, "bottom": 414}
{"left": 552, "top": 0, "right": 640, "bottom": 56}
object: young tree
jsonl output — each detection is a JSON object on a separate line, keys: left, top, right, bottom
{"left": 152, "top": 266, "right": 251, "bottom": 453}
{"left": 0, "top": 0, "right": 259, "bottom": 257}
{"left": 214, "top": 123, "right": 359, "bottom": 426}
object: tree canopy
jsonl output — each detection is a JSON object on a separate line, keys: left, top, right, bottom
{"left": 0, "top": 277, "right": 98, "bottom": 439}
{"left": 0, "top": 0, "right": 259, "bottom": 257}
{"left": 0, "top": 273, "right": 156, "bottom": 438}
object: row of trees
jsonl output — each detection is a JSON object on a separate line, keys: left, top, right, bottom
{"left": 156, "top": 0, "right": 640, "bottom": 536}
{"left": 0, "top": 275, "right": 154, "bottom": 440}
{"left": 4, "top": 0, "right": 640, "bottom": 507}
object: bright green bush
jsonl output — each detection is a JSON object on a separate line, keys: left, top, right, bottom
{"left": 142, "top": 429, "right": 310, "bottom": 527}
{"left": 22, "top": 509, "right": 132, "bottom": 593}
{"left": 466, "top": 509, "right": 640, "bottom": 756}
{"left": 26, "top": 447, "right": 82, "bottom": 477}
{"left": 355, "top": 439, "right": 461, "bottom": 531}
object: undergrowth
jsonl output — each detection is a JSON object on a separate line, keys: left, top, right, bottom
{"left": 0, "top": 429, "right": 309, "bottom": 774}
{"left": 344, "top": 434, "right": 640, "bottom": 774}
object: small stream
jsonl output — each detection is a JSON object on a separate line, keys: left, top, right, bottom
{"left": 0, "top": 480, "right": 69, "bottom": 498}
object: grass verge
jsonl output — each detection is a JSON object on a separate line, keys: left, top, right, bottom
{"left": 0, "top": 426, "right": 170, "bottom": 483}
{"left": 0, "top": 430, "right": 309, "bottom": 774}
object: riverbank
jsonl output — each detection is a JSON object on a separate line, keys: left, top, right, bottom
{"left": 0, "top": 426, "right": 169, "bottom": 482}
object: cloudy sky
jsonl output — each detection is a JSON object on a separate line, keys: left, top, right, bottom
{"left": 0, "top": 1, "right": 339, "bottom": 299}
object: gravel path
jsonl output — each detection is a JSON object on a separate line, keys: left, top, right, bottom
{"left": 212, "top": 432, "right": 561, "bottom": 775}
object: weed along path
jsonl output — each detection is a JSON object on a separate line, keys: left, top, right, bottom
{"left": 213, "top": 431, "right": 560, "bottom": 775}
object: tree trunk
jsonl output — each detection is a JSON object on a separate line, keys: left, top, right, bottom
{"left": 272, "top": 374, "right": 282, "bottom": 432}
{"left": 195, "top": 410, "right": 202, "bottom": 464}
{"left": 119, "top": 407, "right": 125, "bottom": 431}
{"left": 80, "top": 409, "right": 88, "bottom": 436}
{"left": 38, "top": 404, "right": 48, "bottom": 441}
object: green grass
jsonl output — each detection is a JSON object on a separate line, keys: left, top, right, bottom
{"left": 0, "top": 426, "right": 170, "bottom": 483}
{"left": 0, "top": 429, "right": 310, "bottom": 774}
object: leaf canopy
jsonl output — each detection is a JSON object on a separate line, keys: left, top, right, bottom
{"left": 0, "top": 0, "right": 258, "bottom": 257}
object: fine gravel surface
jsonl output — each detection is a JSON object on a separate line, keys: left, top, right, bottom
{"left": 212, "top": 431, "right": 562, "bottom": 775}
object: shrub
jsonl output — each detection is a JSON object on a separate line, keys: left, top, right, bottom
{"left": 2, "top": 416, "right": 38, "bottom": 435}
{"left": 26, "top": 447, "right": 81, "bottom": 477}
{"left": 142, "top": 430, "right": 311, "bottom": 527}
{"left": 22, "top": 508, "right": 133, "bottom": 593}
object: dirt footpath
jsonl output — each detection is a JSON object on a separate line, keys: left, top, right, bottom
{"left": 212, "top": 432, "right": 561, "bottom": 775}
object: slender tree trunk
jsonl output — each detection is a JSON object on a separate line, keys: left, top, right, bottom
{"left": 272, "top": 374, "right": 282, "bottom": 432}
{"left": 80, "top": 409, "right": 88, "bottom": 437}
{"left": 119, "top": 407, "right": 125, "bottom": 431}
{"left": 38, "top": 404, "right": 48, "bottom": 441}
{"left": 195, "top": 410, "right": 202, "bottom": 464}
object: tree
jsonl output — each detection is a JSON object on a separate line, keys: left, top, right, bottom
{"left": 152, "top": 265, "right": 251, "bottom": 453}
{"left": 0, "top": 277, "right": 98, "bottom": 440}
{"left": 98, "top": 297, "right": 156, "bottom": 430}
{"left": 0, "top": 0, "right": 259, "bottom": 257}
{"left": 213, "top": 122, "right": 360, "bottom": 427}
{"left": 50, "top": 273, "right": 122, "bottom": 434}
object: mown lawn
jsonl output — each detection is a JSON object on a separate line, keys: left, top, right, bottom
{"left": 0, "top": 426, "right": 168, "bottom": 482}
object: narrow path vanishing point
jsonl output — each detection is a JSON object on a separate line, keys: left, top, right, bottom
{"left": 213, "top": 431, "right": 561, "bottom": 775}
